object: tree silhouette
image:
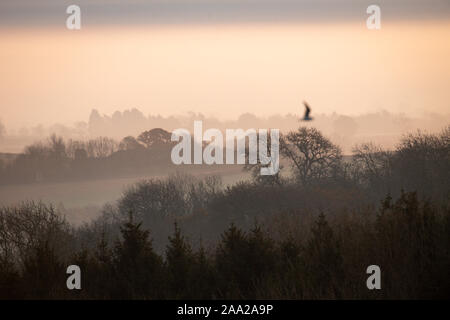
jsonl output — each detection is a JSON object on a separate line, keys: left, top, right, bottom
{"left": 21, "top": 241, "right": 65, "bottom": 299}
{"left": 305, "top": 213, "right": 343, "bottom": 298}
{"left": 165, "top": 222, "right": 195, "bottom": 298}
{"left": 119, "top": 136, "right": 144, "bottom": 151}
{"left": 137, "top": 128, "right": 172, "bottom": 148}
{"left": 113, "top": 211, "right": 163, "bottom": 298}
{"left": 281, "top": 127, "right": 342, "bottom": 185}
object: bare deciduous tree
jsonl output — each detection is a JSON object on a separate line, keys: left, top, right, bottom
{"left": 0, "top": 201, "right": 73, "bottom": 266}
{"left": 280, "top": 127, "right": 342, "bottom": 185}
{"left": 86, "top": 137, "right": 118, "bottom": 158}
{"left": 351, "top": 142, "right": 392, "bottom": 191}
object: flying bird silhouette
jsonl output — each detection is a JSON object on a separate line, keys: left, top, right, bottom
{"left": 302, "top": 101, "right": 313, "bottom": 121}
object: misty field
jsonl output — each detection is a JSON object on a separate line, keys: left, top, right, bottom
{"left": 0, "top": 168, "right": 247, "bottom": 224}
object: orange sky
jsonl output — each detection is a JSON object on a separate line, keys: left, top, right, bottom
{"left": 1, "top": 21, "right": 450, "bottom": 129}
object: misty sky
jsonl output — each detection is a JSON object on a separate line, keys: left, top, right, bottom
{"left": 1, "top": 1, "right": 450, "bottom": 26}
{"left": 0, "top": 0, "right": 449, "bottom": 129}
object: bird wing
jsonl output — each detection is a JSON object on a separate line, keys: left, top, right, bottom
{"left": 303, "top": 101, "right": 311, "bottom": 118}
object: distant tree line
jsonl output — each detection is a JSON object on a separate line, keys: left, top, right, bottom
{"left": 0, "top": 129, "right": 177, "bottom": 184}
{"left": 246, "top": 125, "right": 449, "bottom": 204}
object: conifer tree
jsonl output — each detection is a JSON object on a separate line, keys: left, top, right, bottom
{"left": 305, "top": 213, "right": 343, "bottom": 298}
{"left": 113, "top": 211, "right": 163, "bottom": 298}
{"left": 165, "top": 222, "right": 194, "bottom": 298}
{"left": 21, "top": 241, "right": 64, "bottom": 299}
